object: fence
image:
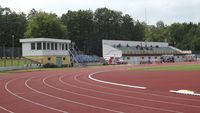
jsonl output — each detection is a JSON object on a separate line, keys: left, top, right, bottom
{"left": 0, "top": 57, "right": 42, "bottom": 71}
{"left": 0, "top": 46, "right": 22, "bottom": 57}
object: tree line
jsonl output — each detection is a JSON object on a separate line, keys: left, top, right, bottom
{"left": 0, "top": 6, "right": 200, "bottom": 56}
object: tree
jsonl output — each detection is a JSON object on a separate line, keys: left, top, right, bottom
{"left": 156, "top": 20, "right": 165, "bottom": 28}
{"left": 133, "top": 21, "right": 145, "bottom": 41}
{"left": 27, "top": 8, "right": 37, "bottom": 20}
{"left": 25, "top": 12, "right": 67, "bottom": 39}
{"left": 61, "top": 10, "right": 94, "bottom": 54}
{"left": 0, "top": 6, "right": 27, "bottom": 47}
{"left": 120, "top": 14, "right": 135, "bottom": 40}
{"left": 94, "top": 8, "right": 123, "bottom": 40}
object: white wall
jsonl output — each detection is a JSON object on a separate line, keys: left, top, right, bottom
{"left": 22, "top": 42, "right": 70, "bottom": 56}
{"left": 123, "top": 56, "right": 161, "bottom": 64}
{"left": 103, "top": 44, "right": 122, "bottom": 59}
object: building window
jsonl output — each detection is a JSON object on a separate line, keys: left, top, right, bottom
{"left": 55, "top": 43, "right": 58, "bottom": 50}
{"left": 141, "top": 57, "right": 144, "bottom": 59}
{"left": 37, "top": 42, "right": 41, "bottom": 50}
{"left": 43, "top": 42, "right": 46, "bottom": 50}
{"left": 51, "top": 43, "right": 54, "bottom": 50}
{"left": 31, "top": 43, "right": 35, "bottom": 50}
{"left": 65, "top": 44, "right": 68, "bottom": 50}
{"left": 63, "top": 57, "right": 66, "bottom": 60}
{"left": 47, "top": 43, "right": 50, "bottom": 50}
{"left": 48, "top": 57, "right": 51, "bottom": 61}
{"left": 62, "top": 44, "right": 65, "bottom": 50}
{"left": 155, "top": 56, "right": 157, "bottom": 59}
{"left": 127, "top": 57, "right": 130, "bottom": 60}
{"left": 148, "top": 56, "right": 151, "bottom": 59}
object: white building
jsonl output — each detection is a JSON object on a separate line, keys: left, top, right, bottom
{"left": 102, "top": 40, "right": 190, "bottom": 64}
{"left": 20, "top": 38, "right": 71, "bottom": 67}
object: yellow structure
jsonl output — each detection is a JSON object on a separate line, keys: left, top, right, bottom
{"left": 25, "top": 56, "right": 71, "bottom": 66}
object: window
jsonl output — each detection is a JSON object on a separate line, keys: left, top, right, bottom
{"left": 55, "top": 43, "right": 58, "bottom": 50}
{"left": 127, "top": 57, "right": 130, "bottom": 60}
{"left": 37, "top": 42, "right": 41, "bottom": 50}
{"left": 48, "top": 57, "right": 51, "bottom": 61}
{"left": 155, "top": 56, "right": 157, "bottom": 59}
{"left": 63, "top": 57, "right": 66, "bottom": 60}
{"left": 51, "top": 43, "right": 54, "bottom": 50}
{"left": 148, "top": 56, "right": 151, "bottom": 59}
{"left": 65, "top": 44, "right": 68, "bottom": 50}
{"left": 31, "top": 43, "right": 35, "bottom": 50}
{"left": 43, "top": 42, "right": 46, "bottom": 50}
{"left": 47, "top": 43, "right": 50, "bottom": 50}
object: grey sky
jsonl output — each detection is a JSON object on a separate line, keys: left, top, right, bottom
{"left": 1, "top": 0, "right": 200, "bottom": 25}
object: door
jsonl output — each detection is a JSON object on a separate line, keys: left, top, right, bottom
{"left": 56, "top": 57, "right": 62, "bottom": 67}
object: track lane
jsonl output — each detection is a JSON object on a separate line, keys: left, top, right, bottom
{"left": 60, "top": 74, "right": 200, "bottom": 108}
{"left": 26, "top": 76, "right": 124, "bottom": 113}
{"left": 0, "top": 106, "right": 14, "bottom": 113}
{"left": 75, "top": 73, "right": 200, "bottom": 102}
{"left": 65, "top": 72, "right": 200, "bottom": 113}
{"left": 1, "top": 75, "right": 57, "bottom": 113}
{"left": 44, "top": 75, "right": 182, "bottom": 113}
{"left": 5, "top": 77, "right": 68, "bottom": 113}
{"left": 1, "top": 62, "right": 200, "bottom": 113}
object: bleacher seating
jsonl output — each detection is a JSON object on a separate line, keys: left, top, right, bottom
{"left": 69, "top": 46, "right": 101, "bottom": 64}
{"left": 114, "top": 45, "right": 182, "bottom": 55}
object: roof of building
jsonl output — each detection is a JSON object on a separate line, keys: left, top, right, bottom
{"left": 102, "top": 40, "right": 168, "bottom": 47}
{"left": 20, "top": 38, "right": 71, "bottom": 43}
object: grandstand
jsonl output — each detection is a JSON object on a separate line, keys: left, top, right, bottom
{"left": 69, "top": 43, "right": 101, "bottom": 66}
{"left": 102, "top": 40, "right": 196, "bottom": 64}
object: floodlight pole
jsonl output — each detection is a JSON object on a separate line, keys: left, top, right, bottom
{"left": 12, "top": 35, "right": 14, "bottom": 58}
{"left": 3, "top": 44, "right": 5, "bottom": 57}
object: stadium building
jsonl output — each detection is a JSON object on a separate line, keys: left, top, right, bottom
{"left": 20, "top": 38, "right": 71, "bottom": 67}
{"left": 102, "top": 40, "right": 196, "bottom": 64}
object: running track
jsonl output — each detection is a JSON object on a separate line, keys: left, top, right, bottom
{"left": 0, "top": 62, "right": 200, "bottom": 113}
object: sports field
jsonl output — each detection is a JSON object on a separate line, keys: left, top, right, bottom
{"left": 0, "top": 62, "right": 200, "bottom": 113}
{"left": 130, "top": 64, "right": 200, "bottom": 71}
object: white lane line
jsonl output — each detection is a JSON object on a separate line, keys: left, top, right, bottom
{"left": 70, "top": 75, "right": 200, "bottom": 108}
{"left": 57, "top": 75, "right": 184, "bottom": 113}
{"left": 89, "top": 71, "right": 146, "bottom": 89}
{"left": 0, "top": 106, "right": 14, "bottom": 113}
{"left": 85, "top": 71, "right": 200, "bottom": 102}
{"left": 26, "top": 77, "right": 123, "bottom": 113}
{"left": 5, "top": 77, "right": 68, "bottom": 113}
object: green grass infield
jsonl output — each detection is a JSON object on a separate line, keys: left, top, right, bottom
{"left": 130, "top": 64, "right": 200, "bottom": 71}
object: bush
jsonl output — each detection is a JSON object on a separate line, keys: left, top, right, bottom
{"left": 43, "top": 63, "right": 57, "bottom": 68}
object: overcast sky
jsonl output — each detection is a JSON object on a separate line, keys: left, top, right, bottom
{"left": 1, "top": 0, "right": 200, "bottom": 25}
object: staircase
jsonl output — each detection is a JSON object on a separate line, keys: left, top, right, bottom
{"left": 69, "top": 44, "right": 86, "bottom": 67}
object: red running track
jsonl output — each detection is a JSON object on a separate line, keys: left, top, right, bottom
{"left": 0, "top": 63, "right": 200, "bottom": 113}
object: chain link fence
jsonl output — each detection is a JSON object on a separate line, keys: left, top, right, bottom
{"left": 192, "top": 51, "right": 200, "bottom": 61}
{"left": 0, "top": 46, "right": 42, "bottom": 71}
{"left": 0, "top": 46, "right": 22, "bottom": 57}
